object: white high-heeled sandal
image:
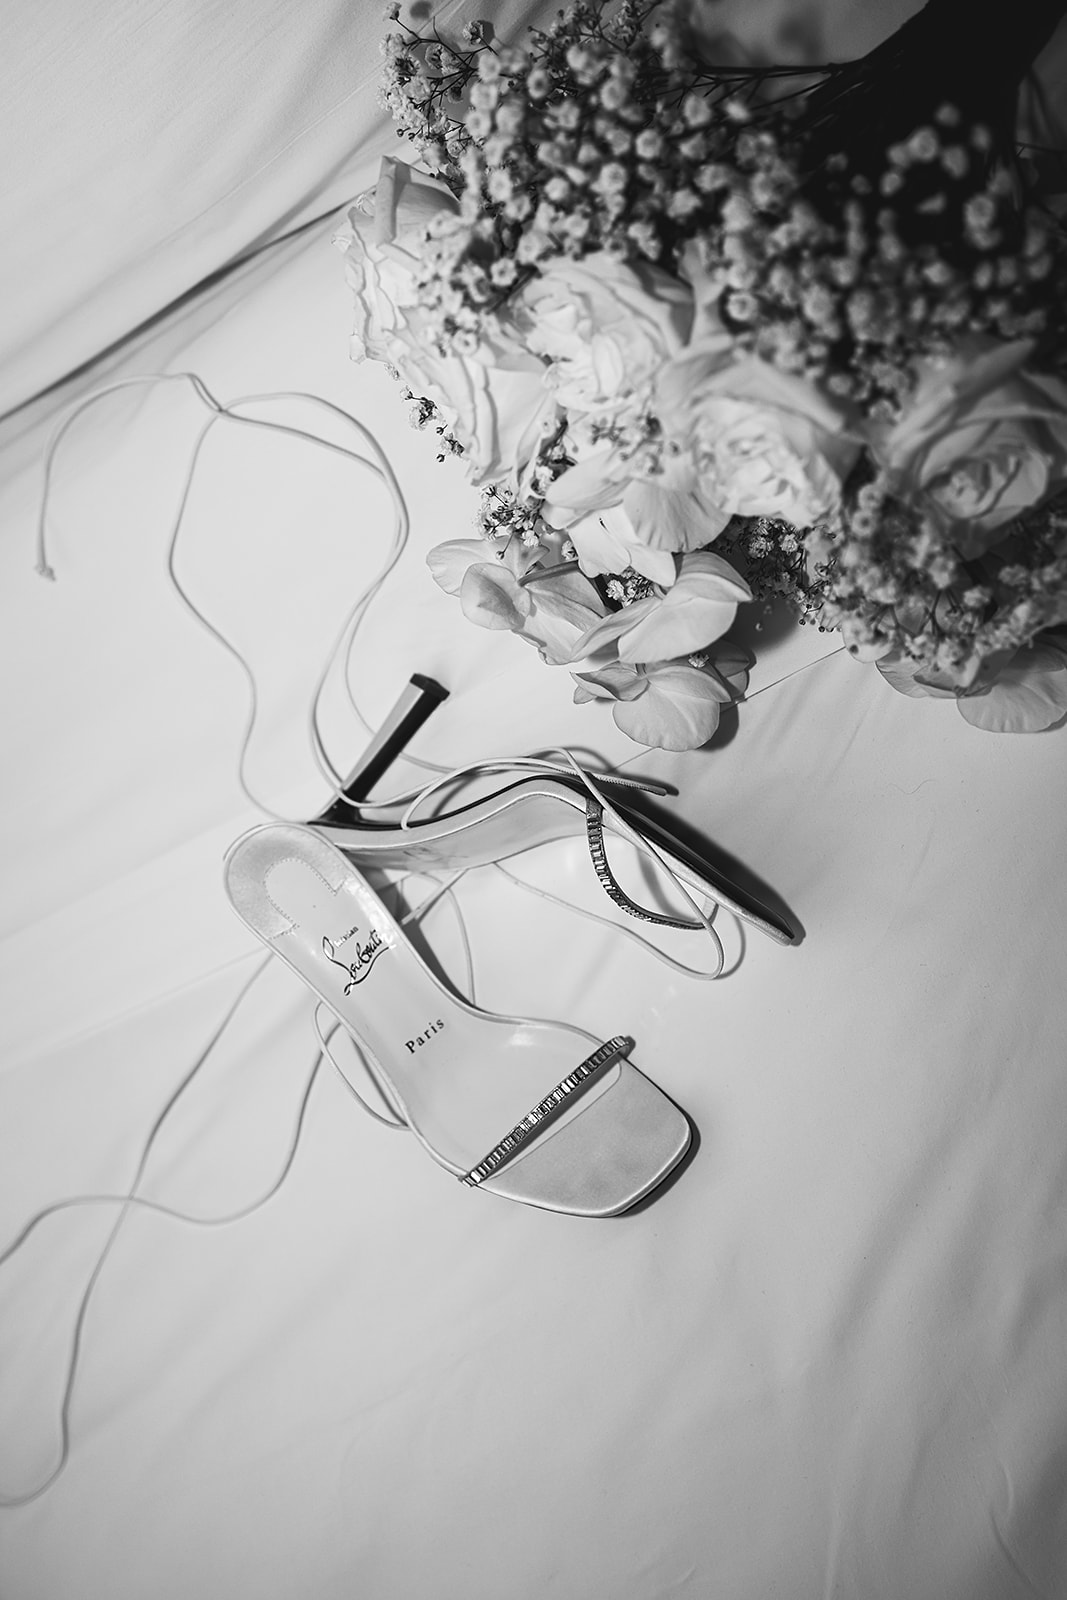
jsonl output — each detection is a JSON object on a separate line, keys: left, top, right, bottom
{"left": 224, "top": 823, "right": 692, "bottom": 1217}
{"left": 311, "top": 677, "right": 795, "bottom": 948}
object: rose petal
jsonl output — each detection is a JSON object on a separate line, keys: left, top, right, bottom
{"left": 867, "top": 338, "right": 1036, "bottom": 461}
{"left": 373, "top": 156, "right": 460, "bottom": 248}
{"left": 868, "top": 339, "right": 1067, "bottom": 550}
{"left": 957, "top": 639, "right": 1067, "bottom": 732}
{"left": 515, "top": 250, "right": 692, "bottom": 413}
{"left": 566, "top": 600, "right": 659, "bottom": 662}
{"left": 942, "top": 449, "right": 1052, "bottom": 556}
{"left": 464, "top": 364, "right": 555, "bottom": 487}
{"left": 339, "top": 162, "right": 556, "bottom": 489}
{"left": 876, "top": 653, "right": 958, "bottom": 697}
{"left": 655, "top": 347, "right": 856, "bottom": 528}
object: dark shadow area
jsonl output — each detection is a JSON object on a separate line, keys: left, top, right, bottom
{"left": 729, "top": 599, "right": 804, "bottom": 658}
{"left": 701, "top": 604, "right": 809, "bottom": 754}
{"left": 704, "top": 701, "right": 740, "bottom": 753}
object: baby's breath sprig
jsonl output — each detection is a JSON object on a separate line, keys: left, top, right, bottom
{"left": 378, "top": 10, "right": 502, "bottom": 177}
{"left": 728, "top": 481, "right": 1067, "bottom": 686}
{"left": 370, "top": 1, "right": 1067, "bottom": 730}
{"left": 392, "top": 375, "right": 464, "bottom": 460}
{"left": 681, "top": 109, "right": 1064, "bottom": 413}
{"left": 475, "top": 482, "right": 545, "bottom": 546}
{"left": 381, "top": 2, "right": 868, "bottom": 347}
{"left": 717, "top": 514, "right": 828, "bottom": 623}
{"left": 602, "top": 567, "right": 659, "bottom": 607}
{"left": 381, "top": 2, "right": 1065, "bottom": 413}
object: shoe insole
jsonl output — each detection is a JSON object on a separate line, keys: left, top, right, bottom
{"left": 244, "top": 831, "right": 623, "bottom": 1174}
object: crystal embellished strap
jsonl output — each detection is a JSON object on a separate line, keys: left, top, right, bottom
{"left": 460, "top": 1035, "right": 631, "bottom": 1187}
{"left": 585, "top": 800, "right": 703, "bottom": 931}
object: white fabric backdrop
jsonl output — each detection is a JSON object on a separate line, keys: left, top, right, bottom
{"left": 0, "top": 0, "right": 575, "bottom": 416}
{"left": 3, "top": 2, "right": 1067, "bottom": 1596}
{"left": 1, "top": 204, "right": 1066, "bottom": 1600}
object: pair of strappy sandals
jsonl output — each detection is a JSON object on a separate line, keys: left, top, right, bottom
{"left": 225, "top": 679, "right": 793, "bottom": 1218}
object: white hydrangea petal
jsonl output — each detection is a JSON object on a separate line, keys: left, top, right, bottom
{"left": 459, "top": 563, "right": 532, "bottom": 631}
{"left": 610, "top": 664, "right": 726, "bottom": 751}
{"left": 565, "top": 598, "right": 660, "bottom": 662}
{"left": 543, "top": 450, "right": 626, "bottom": 514}
{"left": 567, "top": 506, "right": 677, "bottom": 587}
{"left": 571, "top": 663, "right": 647, "bottom": 703}
{"left": 622, "top": 471, "right": 730, "bottom": 551}
{"left": 957, "top": 639, "right": 1067, "bottom": 732}
{"left": 614, "top": 553, "right": 750, "bottom": 663}
{"left": 623, "top": 542, "right": 679, "bottom": 588}
{"left": 521, "top": 581, "right": 606, "bottom": 667}
{"left": 426, "top": 540, "right": 487, "bottom": 595}
{"left": 875, "top": 653, "right": 962, "bottom": 698}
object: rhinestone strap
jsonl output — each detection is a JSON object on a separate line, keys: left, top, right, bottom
{"left": 460, "top": 1035, "right": 631, "bottom": 1187}
{"left": 585, "top": 800, "right": 702, "bottom": 930}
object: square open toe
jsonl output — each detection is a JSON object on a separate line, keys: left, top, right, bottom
{"left": 479, "top": 1060, "right": 691, "bottom": 1218}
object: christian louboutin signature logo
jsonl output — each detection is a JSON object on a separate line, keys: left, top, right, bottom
{"left": 322, "top": 924, "right": 386, "bottom": 992}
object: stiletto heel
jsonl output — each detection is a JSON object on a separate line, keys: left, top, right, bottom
{"left": 224, "top": 824, "right": 692, "bottom": 1216}
{"left": 314, "top": 675, "right": 449, "bottom": 823}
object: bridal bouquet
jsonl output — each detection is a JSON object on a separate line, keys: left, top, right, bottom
{"left": 337, "top": 0, "right": 1067, "bottom": 749}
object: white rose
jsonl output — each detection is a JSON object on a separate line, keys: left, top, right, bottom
{"left": 867, "top": 339, "right": 1067, "bottom": 557}
{"left": 515, "top": 252, "right": 693, "bottom": 415}
{"left": 335, "top": 157, "right": 555, "bottom": 485}
{"left": 656, "top": 340, "right": 859, "bottom": 527}
{"left": 335, "top": 157, "right": 460, "bottom": 363}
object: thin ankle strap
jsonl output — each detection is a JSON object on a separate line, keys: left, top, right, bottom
{"left": 584, "top": 800, "right": 701, "bottom": 931}
{"left": 391, "top": 753, "right": 670, "bottom": 828}
{"left": 324, "top": 745, "right": 727, "bottom": 968}
{"left": 548, "top": 751, "right": 725, "bottom": 964}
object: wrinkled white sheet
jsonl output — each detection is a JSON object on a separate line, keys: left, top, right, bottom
{"left": 1, "top": 214, "right": 1066, "bottom": 1600}
{"left": 0, "top": 0, "right": 577, "bottom": 417}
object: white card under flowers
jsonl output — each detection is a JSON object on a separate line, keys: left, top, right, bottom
{"left": 730, "top": 598, "right": 844, "bottom": 702}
